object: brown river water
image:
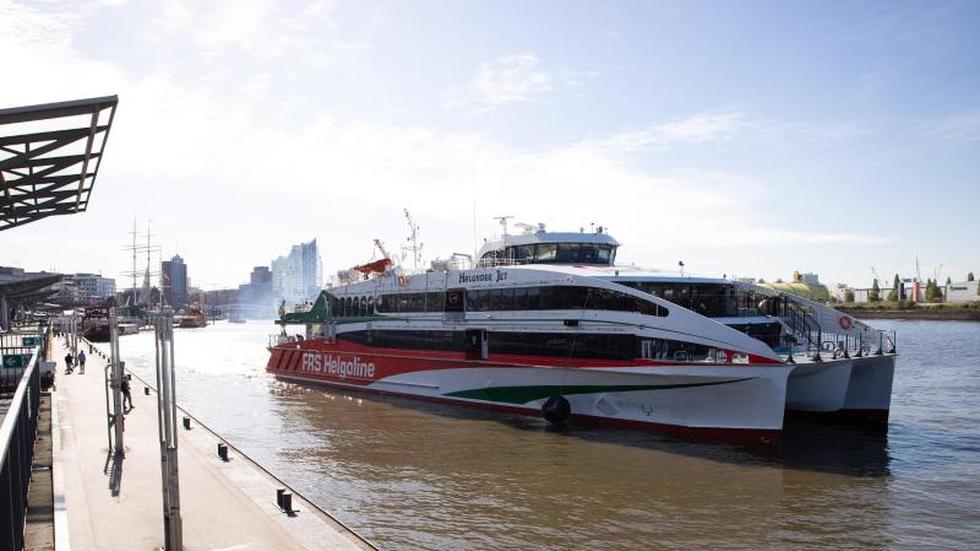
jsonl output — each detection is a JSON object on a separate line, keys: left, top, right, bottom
{"left": 101, "top": 319, "right": 980, "bottom": 550}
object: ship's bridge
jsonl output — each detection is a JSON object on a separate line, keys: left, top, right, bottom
{"left": 477, "top": 227, "right": 620, "bottom": 267}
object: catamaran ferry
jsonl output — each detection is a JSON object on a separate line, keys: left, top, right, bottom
{"left": 267, "top": 225, "right": 896, "bottom": 442}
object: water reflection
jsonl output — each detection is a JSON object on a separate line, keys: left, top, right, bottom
{"left": 269, "top": 380, "right": 895, "bottom": 551}
{"left": 105, "top": 320, "right": 980, "bottom": 550}
{"left": 278, "top": 380, "right": 892, "bottom": 474}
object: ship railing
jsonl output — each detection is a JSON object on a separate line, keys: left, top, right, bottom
{"left": 476, "top": 257, "right": 530, "bottom": 268}
{"left": 788, "top": 327, "right": 897, "bottom": 362}
{"left": 0, "top": 345, "right": 41, "bottom": 551}
{"left": 269, "top": 333, "right": 296, "bottom": 347}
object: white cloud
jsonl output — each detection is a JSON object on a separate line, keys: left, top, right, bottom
{"left": 655, "top": 111, "right": 745, "bottom": 143}
{"left": 583, "top": 111, "right": 865, "bottom": 154}
{"left": 472, "top": 53, "right": 553, "bottom": 104}
{"left": 583, "top": 111, "right": 746, "bottom": 152}
{"left": 916, "top": 111, "right": 980, "bottom": 142}
{"left": 446, "top": 52, "right": 595, "bottom": 114}
{"left": 147, "top": 0, "right": 339, "bottom": 64}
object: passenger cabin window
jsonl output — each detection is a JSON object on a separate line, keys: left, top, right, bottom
{"left": 367, "top": 285, "right": 666, "bottom": 316}
{"left": 462, "top": 285, "right": 666, "bottom": 316}
{"left": 339, "top": 329, "right": 715, "bottom": 363}
{"left": 620, "top": 282, "right": 735, "bottom": 317}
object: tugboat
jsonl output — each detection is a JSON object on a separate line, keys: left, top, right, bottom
{"left": 267, "top": 223, "right": 896, "bottom": 442}
{"left": 175, "top": 305, "right": 208, "bottom": 328}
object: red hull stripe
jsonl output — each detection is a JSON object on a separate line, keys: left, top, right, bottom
{"left": 268, "top": 340, "right": 782, "bottom": 379}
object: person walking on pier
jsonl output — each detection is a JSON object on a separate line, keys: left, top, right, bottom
{"left": 77, "top": 349, "right": 87, "bottom": 374}
{"left": 64, "top": 352, "right": 74, "bottom": 374}
{"left": 121, "top": 376, "right": 133, "bottom": 412}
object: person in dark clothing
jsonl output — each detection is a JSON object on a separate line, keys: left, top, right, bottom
{"left": 77, "top": 349, "right": 86, "bottom": 374}
{"left": 64, "top": 352, "right": 74, "bottom": 374}
{"left": 121, "top": 376, "right": 133, "bottom": 411}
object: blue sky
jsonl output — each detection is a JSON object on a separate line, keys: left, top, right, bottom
{"left": 1, "top": 0, "right": 978, "bottom": 289}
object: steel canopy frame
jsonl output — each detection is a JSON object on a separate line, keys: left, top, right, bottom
{"left": 0, "top": 95, "right": 118, "bottom": 231}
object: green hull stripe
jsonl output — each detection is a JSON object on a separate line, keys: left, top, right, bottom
{"left": 444, "top": 378, "right": 755, "bottom": 405}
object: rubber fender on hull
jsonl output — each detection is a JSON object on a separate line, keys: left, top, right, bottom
{"left": 542, "top": 395, "right": 571, "bottom": 424}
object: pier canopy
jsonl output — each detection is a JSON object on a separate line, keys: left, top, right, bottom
{"left": 0, "top": 95, "right": 118, "bottom": 231}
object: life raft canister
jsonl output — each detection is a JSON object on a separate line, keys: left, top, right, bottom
{"left": 838, "top": 315, "right": 853, "bottom": 331}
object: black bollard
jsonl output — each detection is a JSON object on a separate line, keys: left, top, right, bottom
{"left": 182, "top": 417, "right": 191, "bottom": 430}
{"left": 280, "top": 492, "right": 293, "bottom": 514}
{"left": 276, "top": 488, "right": 286, "bottom": 509}
{"left": 217, "top": 443, "right": 229, "bottom": 461}
{"left": 144, "top": 386, "right": 150, "bottom": 396}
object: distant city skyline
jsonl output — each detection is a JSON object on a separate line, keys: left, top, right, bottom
{"left": 1, "top": 1, "right": 978, "bottom": 288}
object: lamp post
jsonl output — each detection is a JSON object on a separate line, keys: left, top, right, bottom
{"left": 107, "top": 308, "right": 125, "bottom": 457}
{"left": 154, "top": 311, "right": 183, "bottom": 550}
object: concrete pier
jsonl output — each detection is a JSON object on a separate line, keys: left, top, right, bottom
{"left": 51, "top": 338, "right": 374, "bottom": 550}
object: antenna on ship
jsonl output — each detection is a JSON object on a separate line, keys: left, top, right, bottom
{"left": 403, "top": 208, "right": 423, "bottom": 272}
{"left": 493, "top": 215, "right": 513, "bottom": 237}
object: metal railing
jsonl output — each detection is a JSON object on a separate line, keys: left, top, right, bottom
{"left": 1, "top": 325, "right": 46, "bottom": 393}
{"left": 0, "top": 348, "right": 41, "bottom": 551}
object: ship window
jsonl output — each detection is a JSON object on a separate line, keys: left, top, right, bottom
{"left": 426, "top": 291, "right": 445, "bottom": 312}
{"left": 510, "top": 243, "right": 618, "bottom": 265}
{"left": 536, "top": 244, "right": 557, "bottom": 261}
{"left": 438, "top": 284, "right": 666, "bottom": 316}
{"left": 499, "top": 287, "right": 515, "bottom": 310}
{"left": 337, "top": 329, "right": 715, "bottom": 362}
{"left": 525, "top": 286, "right": 540, "bottom": 309}
{"left": 728, "top": 322, "right": 782, "bottom": 348}
{"left": 476, "top": 289, "right": 490, "bottom": 312}
{"left": 538, "top": 286, "right": 555, "bottom": 309}
{"left": 597, "top": 246, "right": 613, "bottom": 264}
{"left": 398, "top": 293, "right": 424, "bottom": 312}
{"left": 620, "top": 282, "right": 733, "bottom": 317}
{"left": 513, "top": 287, "right": 528, "bottom": 309}
{"left": 555, "top": 286, "right": 589, "bottom": 309}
